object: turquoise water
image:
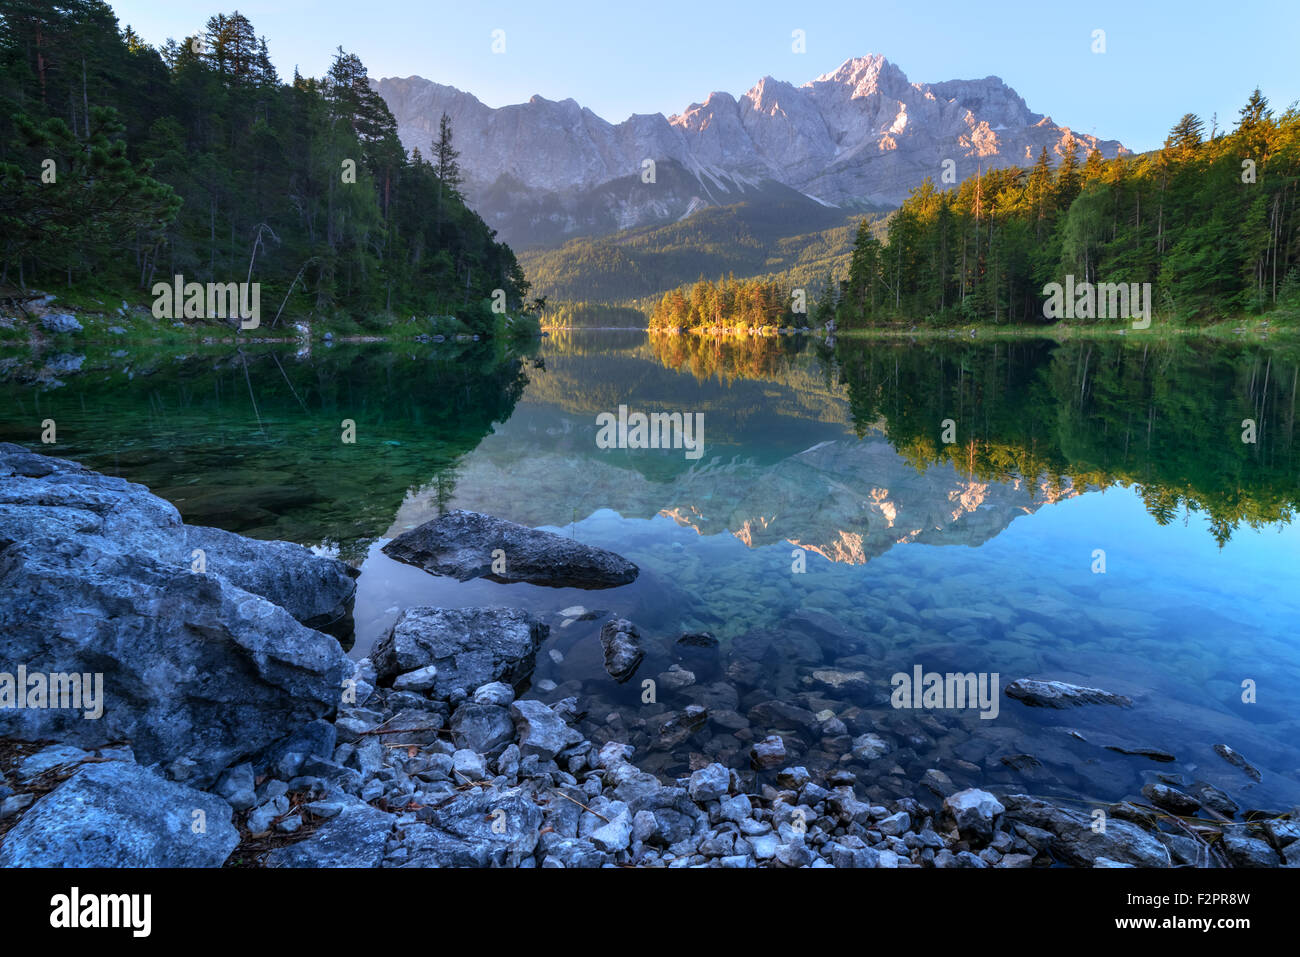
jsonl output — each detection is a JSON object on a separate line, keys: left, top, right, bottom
{"left": 3, "top": 332, "right": 1298, "bottom": 814}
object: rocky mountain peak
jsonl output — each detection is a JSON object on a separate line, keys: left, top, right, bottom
{"left": 809, "top": 54, "right": 904, "bottom": 96}
{"left": 373, "top": 56, "right": 1127, "bottom": 247}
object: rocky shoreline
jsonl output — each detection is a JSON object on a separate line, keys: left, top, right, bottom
{"left": 1, "top": 444, "right": 1296, "bottom": 868}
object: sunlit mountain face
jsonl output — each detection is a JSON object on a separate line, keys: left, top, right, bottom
{"left": 5, "top": 332, "right": 1298, "bottom": 810}
{"left": 374, "top": 55, "right": 1125, "bottom": 248}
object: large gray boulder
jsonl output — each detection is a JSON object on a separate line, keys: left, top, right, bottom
{"left": 0, "top": 445, "right": 354, "bottom": 786}
{"left": 370, "top": 606, "right": 547, "bottom": 698}
{"left": 382, "top": 509, "right": 638, "bottom": 589}
{"left": 0, "top": 445, "right": 357, "bottom": 635}
{"left": 0, "top": 761, "right": 239, "bottom": 867}
{"left": 183, "top": 524, "right": 358, "bottom": 637}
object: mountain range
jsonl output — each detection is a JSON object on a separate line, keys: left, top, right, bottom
{"left": 374, "top": 55, "right": 1127, "bottom": 250}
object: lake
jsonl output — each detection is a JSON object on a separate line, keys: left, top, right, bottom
{"left": 3, "top": 330, "right": 1298, "bottom": 816}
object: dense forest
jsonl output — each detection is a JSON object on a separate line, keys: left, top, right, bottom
{"left": 0, "top": 1, "right": 533, "bottom": 334}
{"left": 519, "top": 194, "right": 867, "bottom": 308}
{"left": 647, "top": 275, "right": 832, "bottom": 332}
{"left": 647, "top": 94, "right": 1300, "bottom": 331}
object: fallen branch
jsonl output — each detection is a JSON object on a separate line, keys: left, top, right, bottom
{"left": 551, "top": 788, "right": 609, "bottom": 824}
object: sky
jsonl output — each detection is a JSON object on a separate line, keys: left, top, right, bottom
{"left": 105, "top": 0, "right": 1299, "bottom": 153}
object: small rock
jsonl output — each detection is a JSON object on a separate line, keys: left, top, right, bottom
{"left": 1141, "top": 783, "right": 1200, "bottom": 815}
{"left": 510, "top": 699, "right": 582, "bottom": 761}
{"left": 452, "top": 750, "right": 488, "bottom": 781}
{"left": 1220, "top": 831, "right": 1279, "bottom": 867}
{"left": 393, "top": 664, "right": 439, "bottom": 693}
{"left": 657, "top": 666, "right": 696, "bottom": 691}
{"left": 851, "top": 733, "right": 891, "bottom": 761}
{"left": 247, "top": 803, "right": 281, "bottom": 836}
{"left": 1213, "top": 744, "right": 1262, "bottom": 782}
{"left": 718, "top": 794, "right": 753, "bottom": 823}
{"left": 41, "top": 313, "right": 82, "bottom": 334}
{"left": 688, "top": 763, "right": 730, "bottom": 802}
{"left": 214, "top": 763, "right": 257, "bottom": 812}
{"left": 590, "top": 810, "right": 633, "bottom": 853}
{"left": 777, "top": 767, "right": 811, "bottom": 789}
{"left": 449, "top": 703, "right": 514, "bottom": 753}
{"left": 599, "top": 619, "right": 645, "bottom": 682}
{"left": 1188, "top": 782, "right": 1239, "bottom": 817}
{"left": 941, "top": 788, "right": 1006, "bottom": 846}
{"left": 775, "top": 842, "right": 814, "bottom": 867}
{"left": 0, "top": 793, "right": 35, "bottom": 820}
{"left": 877, "top": 811, "right": 911, "bottom": 837}
{"left": 750, "top": 735, "right": 787, "bottom": 770}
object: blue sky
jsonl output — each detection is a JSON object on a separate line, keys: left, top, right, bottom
{"left": 106, "top": 0, "right": 1298, "bottom": 153}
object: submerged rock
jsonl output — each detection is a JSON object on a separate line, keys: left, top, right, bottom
{"left": 1104, "top": 744, "right": 1177, "bottom": 763}
{"left": 383, "top": 509, "right": 638, "bottom": 589}
{"left": 653, "top": 706, "right": 708, "bottom": 750}
{"left": 1004, "top": 678, "right": 1132, "bottom": 709}
{"left": 599, "top": 618, "right": 645, "bottom": 682}
{"left": 1141, "top": 783, "right": 1200, "bottom": 815}
{"left": 1189, "top": 781, "right": 1240, "bottom": 817}
{"left": 750, "top": 735, "right": 787, "bottom": 770}
{"left": 850, "top": 733, "right": 892, "bottom": 761}
{"left": 676, "top": 631, "right": 719, "bottom": 648}
{"left": 1213, "top": 744, "right": 1262, "bottom": 782}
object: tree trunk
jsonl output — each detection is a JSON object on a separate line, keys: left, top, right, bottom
{"left": 82, "top": 58, "right": 90, "bottom": 138}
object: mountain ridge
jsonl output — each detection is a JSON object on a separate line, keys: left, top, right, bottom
{"left": 374, "top": 54, "right": 1127, "bottom": 249}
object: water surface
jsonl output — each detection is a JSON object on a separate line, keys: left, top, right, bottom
{"left": 4, "top": 331, "right": 1298, "bottom": 814}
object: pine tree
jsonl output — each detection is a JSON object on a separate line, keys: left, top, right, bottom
{"left": 434, "top": 112, "right": 462, "bottom": 193}
{"left": 433, "top": 111, "right": 462, "bottom": 228}
{"left": 1055, "top": 135, "right": 1082, "bottom": 208}
{"left": 1166, "top": 113, "right": 1205, "bottom": 164}
{"left": 1235, "top": 88, "right": 1275, "bottom": 162}
{"left": 1026, "top": 146, "right": 1052, "bottom": 237}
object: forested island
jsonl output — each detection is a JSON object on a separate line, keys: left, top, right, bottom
{"left": 648, "top": 96, "right": 1300, "bottom": 333}
{"left": 0, "top": 2, "right": 536, "bottom": 338}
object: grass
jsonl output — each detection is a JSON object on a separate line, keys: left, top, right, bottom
{"left": 0, "top": 284, "right": 542, "bottom": 347}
